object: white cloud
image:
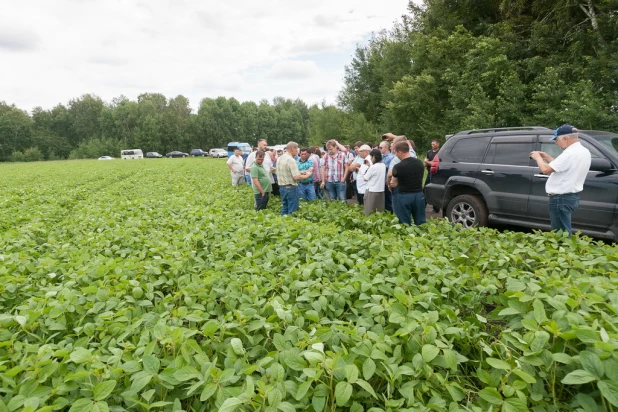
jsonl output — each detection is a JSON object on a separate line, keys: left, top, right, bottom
{"left": 0, "top": 26, "right": 40, "bottom": 51}
{"left": 0, "top": 0, "right": 411, "bottom": 111}
{"left": 267, "top": 60, "right": 319, "bottom": 80}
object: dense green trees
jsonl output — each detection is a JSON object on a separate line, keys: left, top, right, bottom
{"left": 340, "top": 0, "right": 618, "bottom": 149}
{"left": 0, "top": 95, "right": 318, "bottom": 161}
{"left": 0, "top": 93, "right": 382, "bottom": 161}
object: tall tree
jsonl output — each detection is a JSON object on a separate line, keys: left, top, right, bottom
{"left": 67, "top": 94, "right": 104, "bottom": 146}
{"left": 0, "top": 103, "right": 33, "bottom": 160}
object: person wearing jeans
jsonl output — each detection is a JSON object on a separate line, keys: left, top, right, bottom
{"left": 391, "top": 141, "right": 427, "bottom": 226}
{"left": 276, "top": 142, "right": 313, "bottom": 216}
{"left": 250, "top": 151, "right": 272, "bottom": 211}
{"left": 297, "top": 148, "right": 316, "bottom": 201}
{"left": 548, "top": 193, "right": 580, "bottom": 235}
{"left": 279, "top": 185, "right": 300, "bottom": 215}
{"left": 530, "top": 124, "right": 591, "bottom": 236}
{"left": 325, "top": 181, "right": 346, "bottom": 201}
{"left": 321, "top": 139, "right": 349, "bottom": 201}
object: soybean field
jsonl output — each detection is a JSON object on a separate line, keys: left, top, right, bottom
{"left": 0, "top": 159, "right": 617, "bottom": 412}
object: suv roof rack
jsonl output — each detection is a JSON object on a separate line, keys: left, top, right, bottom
{"left": 455, "top": 126, "right": 552, "bottom": 135}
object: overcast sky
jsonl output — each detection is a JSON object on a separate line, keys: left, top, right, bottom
{"left": 1, "top": 0, "right": 410, "bottom": 112}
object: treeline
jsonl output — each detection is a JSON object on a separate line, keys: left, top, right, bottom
{"left": 339, "top": 0, "right": 618, "bottom": 149}
{"left": 0, "top": 95, "right": 379, "bottom": 162}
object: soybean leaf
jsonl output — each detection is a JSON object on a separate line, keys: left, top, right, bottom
{"left": 295, "top": 381, "right": 312, "bottom": 401}
{"left": 362, "top": 358, "right": 376, "bottom": 380}
{"left": 335, "top": 381, "right": 353, "bottom": 406}
{"left": 231, "top": 338, "right": 245, "bottom": 356}
{"left": 174, "top": 366, "right": 201, "bottom": 382}
{"left": 200, "top": 383, "right": 217, "bottom": 402}
{"left": 355, "top": 379, "right": 378, "bottom": 399}
{"left": 501, "top": 397, "right": 528, "bottom": 412}
{"left": 312, "top": 397, "right": 326, "bottom": 412}
{"left": 561, "top": 370, "right": 598, "bottom": 385}
{"left": 142, "top": 355, "right": 159, "bottom": 375}
{"left": 278, "top": 402, "right": 295, "bottom": 412}
{"left": 598, "top": 381, "right": 618, "bottom": 407}
{"left": 345, "top": 364, "right": 359, "bottom": 383}
{"left": 93, "top": 380, "right": 116, "bottom": 401}
{"left": 532, "top": 300, "right": 547, "bottom": 323}
{"left": 422, "top": 344, "right": 440, "bottom": 363}
{"left": 576, "top": 393, "right": 599, "bottom": 412}
{"left": 219, "top": 397, "right": 245, "bottom": 412}
{"left": 486, "top": 358, "right": 511, "bottom": 370}
{"left": 69, "top": 399, "right": 94, "bottom": 412}
{"left": 70, "top": 348, "right": 92, "bottom": 364}
{"left": 512, "top": 369, "right": 536, "bottom": 384}
{"left": 478, "top": 388, "right": 503, "bottom": 405}
{"left": 579, "top": 351, "right": 604, "bottom": 379}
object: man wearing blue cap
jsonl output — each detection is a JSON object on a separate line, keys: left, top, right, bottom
{"left": 530, "top": 124, "right": 591, "bottom": 235}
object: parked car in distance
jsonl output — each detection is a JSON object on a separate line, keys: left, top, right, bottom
{"left": 146, "top": 152, "right": 163, "bottom": 158}
{"left": 166, "top": 151, "right": 188, "bottom": 158}
{"left": 120, "top": 149, "right": 143, "bottom": 159}
{"left": 425, "top": 126, "right": 618, "bottom": 242}
{"left": 98, "top": 156, "right": 114, "bottom": 160}
{"left": 209, "top": 148, "right": 228, "bottom": 158}
{"left": 190, "top": 149, "right": 208, "bottom": 157}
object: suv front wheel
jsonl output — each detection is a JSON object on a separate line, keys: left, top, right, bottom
{"left": 446, "top": 194, "right": 488, "bottom": 228}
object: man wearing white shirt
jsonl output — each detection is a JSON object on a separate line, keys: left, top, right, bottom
{"left": 345, "top": 144, "right": 372, "bottom": 205}
{"left": 245, "top": 139, "right": 275, "bottom": 183}
{"left": 226, "top": 148, "right": 246, "bottom": 186}
{"left": 530, "top": 124, "right": 591, "bottom": 236}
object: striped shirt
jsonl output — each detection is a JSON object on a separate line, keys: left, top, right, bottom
{"left": 323, "top": 151, "right": 347, "bottom": 182}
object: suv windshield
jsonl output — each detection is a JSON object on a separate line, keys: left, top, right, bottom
{"left": 584, "top": 131, "right": 618, "bottom": 157}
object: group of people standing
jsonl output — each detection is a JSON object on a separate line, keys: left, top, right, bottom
{"left": 226, "top": 135, "right": 441, "bottom": 226}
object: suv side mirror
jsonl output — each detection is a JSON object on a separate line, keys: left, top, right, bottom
{"left": 590, "top": 158, "right": 614, "bottom": 172}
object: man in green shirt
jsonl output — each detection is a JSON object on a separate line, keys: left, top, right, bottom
{"left": 250, "top": 151, "right": 272, "bottom": 211}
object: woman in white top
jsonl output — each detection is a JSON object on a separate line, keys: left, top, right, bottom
{"left": 363, "top": 149, "right": 387, "bottom": 216}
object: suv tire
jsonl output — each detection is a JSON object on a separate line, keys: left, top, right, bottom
{"left": 446, "top": 194, "right": 488, "bottom": 228}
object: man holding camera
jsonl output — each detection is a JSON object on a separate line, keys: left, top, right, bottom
{"left": 530, "top": 124, "right": 591, "bottom": 236}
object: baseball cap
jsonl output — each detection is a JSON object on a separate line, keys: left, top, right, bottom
{"left": 551, "top": 124, "right": 578, "bottom": 141}
{"left": 358, "top": 144, "right": 372, "bottom": 151}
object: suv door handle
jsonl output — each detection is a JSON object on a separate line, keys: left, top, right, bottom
{"left": 534, "top": 174, "right": 549, "bottom": 178}
{"left": 481, "top": 170, "right": 494, "bottom": 175}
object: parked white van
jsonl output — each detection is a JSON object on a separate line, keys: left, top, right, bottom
{"left": 120, "top": 149, "right": 144, "bottom": 159}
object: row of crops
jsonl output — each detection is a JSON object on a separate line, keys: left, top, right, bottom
{"left": 0, "top": 158, "right": 617, "bottom": 411}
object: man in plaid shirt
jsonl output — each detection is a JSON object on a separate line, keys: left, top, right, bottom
{"left": 320, "top": 139, "right": 349, "bottom": 201}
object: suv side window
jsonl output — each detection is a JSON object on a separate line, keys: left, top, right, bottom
{"left": 539, "top": 136, "right": 602, "bottom": 159}
{"left": 486, "top": 137, "right": 535, "bottom": 166}
{"left": 449, "top": 136, "right": 491, "bottom": 163}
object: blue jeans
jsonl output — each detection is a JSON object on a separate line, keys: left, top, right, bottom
{"left": 279, "top": 185, "right": 300, "bottom": 215}
{"left": 254, "top": 193, "right": 270, "bottom": 211}
{"left": 548, "top": 193, "right": 580, "bottom": 236}
{"left": 299, "top": 183, "right": 316, "bottom": 201}
{"left": 394, "top": 192, "right": 427, "bottom": 225}
{"left": 325, "top": 181, "right": 346, "bottom": 201}
{"left": 244, "top": 174, "right": 252, "bottom": 184}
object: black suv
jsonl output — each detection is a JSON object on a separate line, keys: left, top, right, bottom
{"left": 425, "top": 127, "right": 618, "bottom": 241}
